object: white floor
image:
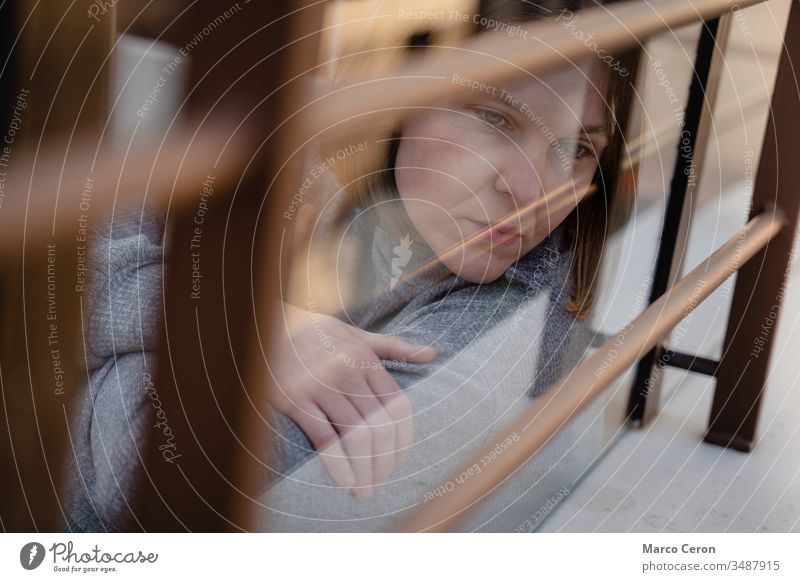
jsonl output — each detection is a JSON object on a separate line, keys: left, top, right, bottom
{"left": 540, "top": 196, "right": 800, "bottom": 533}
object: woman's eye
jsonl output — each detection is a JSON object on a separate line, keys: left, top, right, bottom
{"left": 559, "top": 140, "right": 594, "bottom": 160}
{"left": 473, "top": 108, "right": 509, "bottom": 128}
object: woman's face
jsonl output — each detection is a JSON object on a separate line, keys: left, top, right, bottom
{"left": 394, "top": 61, "right": 611, "bottom": 283}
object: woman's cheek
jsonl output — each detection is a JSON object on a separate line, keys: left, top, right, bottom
{"left": 396, "top": 137, "right": 448, "bottom": 196}
{"left": 396, "top": 140, "right": 480, "bottom": 211}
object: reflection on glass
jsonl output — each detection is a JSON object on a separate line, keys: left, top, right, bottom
{"left": 261, "top": 0, "right": 641, "bottom": 532}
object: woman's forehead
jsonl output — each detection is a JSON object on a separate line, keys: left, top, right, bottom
{"left": 501, "top": 61, "right": 609, "bottom": 104}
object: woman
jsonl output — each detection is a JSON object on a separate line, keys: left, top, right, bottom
{"left": 65, "top": 0, "right": 639, "bottom": 531}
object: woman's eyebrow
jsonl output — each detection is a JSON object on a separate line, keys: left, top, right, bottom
{"left": 480, "top": 90, "right": 610, "bottom": 139}
{"left": 581, "top": 124, "right": 609, "bottom": 138}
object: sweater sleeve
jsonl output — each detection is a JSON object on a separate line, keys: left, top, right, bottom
{"left": 64, "top": 204, "right": 324, "bottom": 529}
{"left": 83, "top": 205, "right": 165, "bottom": 370}
{"left": 65, "top": 206, "right": 168, "bottom": 531}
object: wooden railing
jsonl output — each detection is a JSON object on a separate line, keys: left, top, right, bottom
{"left": 393, "top": 210, "right": 785, "bottom": 531}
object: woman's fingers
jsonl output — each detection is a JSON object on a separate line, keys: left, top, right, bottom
{"left": 333, "top": 377, "right": 397, "bottom": 489}
{"left": 294, "top": 401, "right": 356, "bottom": 489}
{"left": 368, "top": 366, "right": 413, "bottom": 467}
{"left": 346, "top": 382, "right": 397, "bottom": 487}
{"left": 354, "top": 330, "right": 437, "bottom": 363}
{"left": 316, "top": 391, "right": 374, "bottom": 501}
{"left": 340, "top": 351, "right": 407, "bottom": 485}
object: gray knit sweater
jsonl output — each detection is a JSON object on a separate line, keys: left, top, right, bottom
{"left": 64, "top": 203, "right": 606, "bottom": 532}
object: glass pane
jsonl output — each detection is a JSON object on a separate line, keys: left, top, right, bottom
{"left": 257, "top": 0, "right": 649, "bottom": 532}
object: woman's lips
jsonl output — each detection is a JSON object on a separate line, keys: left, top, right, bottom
{"left": 468, "top": 220, "right": 522, "bottom": 248}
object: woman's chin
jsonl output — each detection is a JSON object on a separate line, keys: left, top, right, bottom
{"left": 441, "top": 255, "right": 511, "bottom": 284}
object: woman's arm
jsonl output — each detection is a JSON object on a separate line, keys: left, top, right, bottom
{"left": 256, "top": 287, "right": 550, "bottom": 531}
{"left": 65, "top": 205, "right": 166, "bottom": 531}
{"left": 64, "top": 204, "right": 437, "bottom": 529}
{"left": 256, "top": 264, "right": 600, "bottom": 531}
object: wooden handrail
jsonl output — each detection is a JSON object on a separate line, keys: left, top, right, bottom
{"left": 0, "top": 126, "right": 253, "bottom": 256}
{"left": 302, "top": 0, "right": 767, "bottom": 139}
{"left": 392, "top": 209, "right": 784, "bottom": 532}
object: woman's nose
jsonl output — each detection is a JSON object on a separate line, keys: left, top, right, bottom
{"left": 492, "top": 145, "right": 548, "bottom": 207}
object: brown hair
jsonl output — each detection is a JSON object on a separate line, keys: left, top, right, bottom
{"left": 323, "top": 0, "right": 640, "bottom": 321}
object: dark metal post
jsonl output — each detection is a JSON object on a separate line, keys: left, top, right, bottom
{"left": 628, "top": 17, "right": 729, "bottom": 425}
{"left": 705, "top": 1, "right": 800, "bottom": 452}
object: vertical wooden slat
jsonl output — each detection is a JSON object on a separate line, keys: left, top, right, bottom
{"left": 232, "top": 1, "right": 328, "bottom": 531}
{"left": 130, "top": 1, "right": 324, "bottom": 531}
{"left": 0, "top": 1, "right": 113, "bottom": 531}
{"left": 705, "top": 0, "right": 800, "bottom": 452}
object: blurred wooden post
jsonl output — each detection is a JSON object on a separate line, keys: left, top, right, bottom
{"left": 705, "top": 0, "right": 800, "bottom": 452}
{"left": 129, "top": 1, "right": 324, "bottom": 531}
{"left": 0, "top": 1, "right": 113, "bottom": 531}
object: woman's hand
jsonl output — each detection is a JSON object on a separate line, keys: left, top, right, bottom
{"left": 269, "top": 302, "right": 436, "bottom": 500}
